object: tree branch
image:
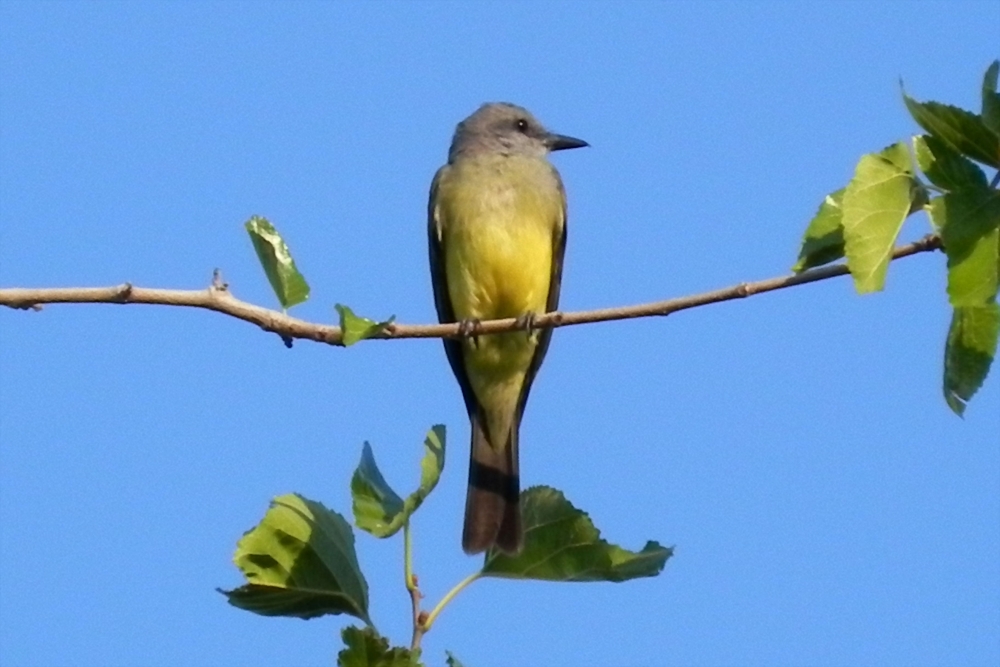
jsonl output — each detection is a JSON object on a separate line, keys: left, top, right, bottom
{"left": 0, "top": 235, "right": 942, "bottom": 346}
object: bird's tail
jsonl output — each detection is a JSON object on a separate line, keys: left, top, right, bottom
{"left": 462, "top": 409, "right": 521, "bottom": 555}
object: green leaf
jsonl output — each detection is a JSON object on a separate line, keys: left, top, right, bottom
{"left": 482, "top": 486, "right": 672, "bottom": 582}
{"left": 445, "top": 651, "right": 466, "bottom": 667}
{"left": 982, "top": 60, "right": 1000, "bottom": 137}
{"left": 929, "top": 190, "right": 1000, "bottom": 307}
{"left": 793, "top": 188, "right": 846, "bottom": 272}
{"left": 220, "top": 494, "right": 371, "bottom": 624}
{"left": 352, "top": 426, "right": 446, "bottom": 538}
{"left": 337, "top": 626, "right": 422, "bottom": 667}
{"left": 841, "top": 143, "right": 919, "bottom": 293}
{"left": 903, "top": 91, "right": 1000, "bottom": 168}
{"left": 943, "top": 303, "right": 1000, "bottom": 416}
{"left": 336, "top": 304, "right": 395, "bottom": 346}
{"left": 245, "top": 216, "right": 310, "bottom": 309}
{"left": 913, "top": 134, "right": 988, "bottom": 193}
{"left": 351, "top": 444, "right": 404, "bottom": 536}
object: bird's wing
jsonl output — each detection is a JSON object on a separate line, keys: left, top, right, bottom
{"left": 428, "top": 165, "right": 479, "bottom": 418}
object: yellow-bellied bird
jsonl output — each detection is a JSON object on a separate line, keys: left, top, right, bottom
{"left": 428, "top": 103, "right": 587, "bottom": 554}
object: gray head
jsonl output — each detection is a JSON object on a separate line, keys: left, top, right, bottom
{"left": 448, "top": 102, "right": 588, "bottom": 162}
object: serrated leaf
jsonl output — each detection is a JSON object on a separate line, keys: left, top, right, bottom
{"left": 220, "top": 494, "right": 371, "bottom": 624}
{"left": 352, "top": 426, "right": 446, "bottom": 538}
{"left": 913, "top": 134, "right": 988, "bottom": 192}
{"left": 445, "top": 651, "right": 466, "bottom": 667}
{"left": 338, "top": 626, "right": 422, "bottom": 667}
{"left": 482, "top": 486, "right": 672, "bottom": 582}
{"left": 336, "top": 304, "right": 395, "bottom": 346}
{"left": 903, "top": 92, "right": 1000, "bottom": 168}
{"left": 245, "top": 216, "right": 310, "bottom": 309}
{"left": 982, "top": 60, "right": 1000, "bottom": 136}
{"left": 793, "top": 188, "right": 846, "bottom": 272}
{"left": 943, "top": 304, "right": 1000, "bottom": 416}
{"left": 841, "top": 143, "right": 919, "bottom": 293}
{"left": 929, "top": 190, "right": 1000, "bottom": 307}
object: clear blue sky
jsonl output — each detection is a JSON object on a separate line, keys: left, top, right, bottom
{"left": 1, "top": 3, "right": 998, "bottom": 666}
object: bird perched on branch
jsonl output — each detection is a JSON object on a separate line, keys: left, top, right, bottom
{"left": 427, "top": 102, "right": 587, "bottom": 554}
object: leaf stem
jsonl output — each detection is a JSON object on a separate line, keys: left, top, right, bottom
{"left": 404, "top": 520, "right": 423, "bottom": 651}
{"left": 421, "top": 570, "right": 482, "bottom": 632}
{"left": 404, "top": 520, "right": 415, "bottom": 590}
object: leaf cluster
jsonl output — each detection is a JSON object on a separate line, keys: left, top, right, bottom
{"left": 794, "top": 61, "right": 1000, "bottom": 416}
{"left": 219, "top": 427, "right": 671, "bottom": 665}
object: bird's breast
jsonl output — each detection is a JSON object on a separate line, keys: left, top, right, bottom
{"left": 439, "top": 157, "right": 563, "bottom": 322}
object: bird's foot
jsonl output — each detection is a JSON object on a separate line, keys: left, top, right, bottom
{"left": 516, "top": 311, "right": 539, "bottom": 340}
{"left": 458, "top": 318, "right": 482, "bottom": 347}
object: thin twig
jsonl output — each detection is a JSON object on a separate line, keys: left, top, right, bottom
{"left": 421, "top": 570, "right": 482, "bottom": 632}
{"left": 404, "top": 522, "right": 425, "bottom": 652}
{"left": 0, "top": 235, "right": 942, "bottom": 346}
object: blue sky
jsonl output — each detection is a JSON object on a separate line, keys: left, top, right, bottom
{"left": 1, "top": 2, "right": 998, "bottom": 666}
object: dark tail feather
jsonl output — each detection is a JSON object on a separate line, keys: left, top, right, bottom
{"left": 462, "top": 410, "right": 521, "bottom": 555}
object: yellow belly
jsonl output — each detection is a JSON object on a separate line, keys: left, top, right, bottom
{"left": 448, "top": 217, "right": 552, "bottom": 322}
{"left": 449, "top": 218, "right": 550, "bottom": 379}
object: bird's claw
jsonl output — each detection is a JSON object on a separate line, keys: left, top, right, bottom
{"left": 516, "top": 311, "right": 539, "bottom": 340}
{"left": 458, "top": 318, "right": 482, "bottom": 347}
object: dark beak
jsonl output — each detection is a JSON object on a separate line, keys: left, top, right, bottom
{"left": 546, "top": 132, "right": 589, "bottom": 151}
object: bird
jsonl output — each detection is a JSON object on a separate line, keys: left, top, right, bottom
{"left": 427, "top": 102, "right": 587, "bottom": 554}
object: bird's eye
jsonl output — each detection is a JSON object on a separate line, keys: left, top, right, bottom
{"left": 515, "top": 118, "right": 529, "bottom": 133}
